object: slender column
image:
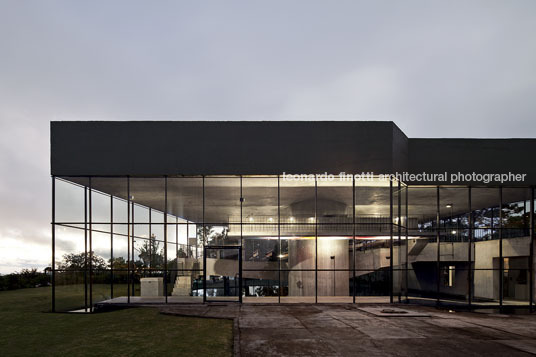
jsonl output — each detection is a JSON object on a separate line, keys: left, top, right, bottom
{"left": 202, "top": 176, "right": 206, "bottom": 303}
{"left": 352, "top": 176, "right": 356, "bottom": 304}
{"left": 314, "top": 176, "right": 318, "bottom": 304}
{"left": 405, "top": 186, "right": 409, "bottom": 302}
{"left": 530, "top": 187, "right": 534, "bottom": 312}
{"left": 131, "top": 201, "right": 135, "bottom": 296}
{"left": 149, "top": 208, "right": 152, "bottom": 269}
{"left": 389, "top": 179, "right": 393, "bottom": 303}
{"left": 110, "top": 195, "right": 114, "bottom": 299}
{"left": 84, "top": 186, "right": 88, "bottom": 311}
{"left": 127, "top": 177, "right": 131, "bottom": 303}
{"left": 499, "top": 187, "right": 503, "bottom": 309}
{"left": 176, "top": 216, "right": 179, "bottom": 284}
{"left": 398, "top": 181, "right": 402, "bottom": 303}
{"left": 89, "top": 177, "right": 93, "bottom": 311}
{"left": 51, "top": 177, "right": 56, "bottom": 312}
{"left": 164, "top": 176, "right": 168, "bottom": 303}
{"left": 436, "top": 186, "right": 440, "bottom": 305}
{"left": 468, "top": 187, "right": 473, "bottom": 307}
{"left": 278, "top": 175, "right": 281, "bottom": 304}
{"left": 239, "top": 175, "right": 243, "bottom": 303}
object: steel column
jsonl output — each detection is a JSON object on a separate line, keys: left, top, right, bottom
{"left": 389, "top": 179, "right": 393, "bottom": 303}
{"left": 51, "top": 177, "right": 56, "bottom": 312}
{"left": 164, "top": 176, "right": 168, "bottom": 303}
{"left": 127, "top": 177, "right": 131, "bottom": 303}
{"left": 436, "top": 186, "right": 440, "bottom": 306}
{"left": 314, "top": 176, "right": 318, "bottom": 304}
{"left": 89, "top": 177, "right": 93, "bottom": 311}
{"left": 352, "top": 176, "right": 356, "bottom": 304}
{"left": 278, "top": 175, "right": 281, "bottom": 304}
{"left": 530, "top": 187, "right": 534, "bottom": 312}
{"left": 499, "top": 187, "right": 503, "bottom": 310}
{"left": 110, "top": 195, "right": 114, "bottom": 299}
{"left": 468, "top": 187, "right": 473, "bottom": 307}
{"left": 84, "top": 186, "right": 88, "bottom": 311}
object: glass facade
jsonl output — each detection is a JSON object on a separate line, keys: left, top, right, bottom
{"left": 51, "top": 175, "right": 535, "bottom": 312}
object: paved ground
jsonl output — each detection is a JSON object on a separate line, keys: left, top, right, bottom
{"left": 161, "top": 304, "right": 536, "bottom": 356}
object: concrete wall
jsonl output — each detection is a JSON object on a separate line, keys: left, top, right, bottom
{"left": 287, "top": 238, "right": 349, "bottom": 296}
{"left": 354, "top": 237, "right": 532, "bottom": 301}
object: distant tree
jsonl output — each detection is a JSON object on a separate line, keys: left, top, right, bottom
{"left": 502, "top": 203, "right": 527, "bottom": 228}
{"left": 136, "top": 236, "right": 164, "bottom": 268}
{"left": 198, "top": 225, "right": 229, "bottom": 245}
{"left": 0, "top": 268, "right": 50, "bottom": 291}
{"left": 108, "top": 257, "right": 128, "bottom": 269}
{"left": 58, "top": 252, "right": 107, "bottom": 270}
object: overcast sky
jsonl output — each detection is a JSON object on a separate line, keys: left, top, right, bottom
{"left": 1, "top": 0, "right": 536, "bottom": 274}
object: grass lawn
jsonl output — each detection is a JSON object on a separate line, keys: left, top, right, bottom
{"left": 0, "top": 287, "right": 233, "bottom": 356}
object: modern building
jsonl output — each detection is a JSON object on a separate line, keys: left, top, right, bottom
{"left": 50, "top": 121, "right": 536, "bottom": 312}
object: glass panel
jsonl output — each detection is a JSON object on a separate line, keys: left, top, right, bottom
{"left": 134, "top": 205, "right": 150, "bottom": 224}
{"left": 137, "top": 270, "right": 165, "bottom": 301}
{"left": 92, "top": 270, "right": 111, "bottom": 303}
{"left": 355, "top": 269, "right": 390, "bottom": 303}
{"left": 91, "top": 190, "right": 110, "bottom": 223}
{"left": 243, "top": 270, "right": 280, "bottom": 303}
{"left": 280, "top": 270, "right": 315, "bottom": 303}
{"left": 205, "top": 248, "right": 240, "bottom": 301}
{"left": 167, "top": 270, "right": 203, "bottom": 303}
{"left": 438, "top": 266, "right": 468, "bottom": 303}
{"left": 473, "top": 269, "right": 500, "bottom": 304}
{"left": 243, "top": 236, "right": 279, "bottom": 271}
{"left": 54, "top": 270, "right": 86, "bottom": 311}
{"left": 317, "top": 271, "right": 352, "bottom": 303}
{"left": 113, "top": 197, "right": 128, "bottom": 224}
{"left": 355, "top": 184, "right": 391, "bottom": 235}
{"left": 283, "top": 237, "right": 315, "bottom": 270}
{"left": 130, "top": 178, "right": 166, "bottom": 221}
{"left": 167, "top": 177, "right": 203, "bottom": 223}
{"left": 112, "top": 270, "right": 130, "bottom": 298}
{"left": 151, "top": 223, "right": 165, "bottom": 244}
{"left": 92, "top": 223, "right": 111, "bottom": 234}
{"left": 132, "top": 222, "right": 148, "bottom": 237}
{"left": 439, "top": 187, "right": 470, "bottom": 285}
{"left": 473, "top": 188, "right": 499, "bottom": 270}
{"left": 242, "top": 176, "right": 278, "bottom": 225}
{"left": 407, "top": 186, "right": 437, "bottom": 235}
{"left": 92, "top": 231, "right": 111, "bottom": 265}
{"left": 203, "top": 225, "right": 240, "bottom": 246}
{"left": 55, "top": 225, "right": 86, "bottom": 270}
{"left": 133, "top": 236, "right": 165, "bottom": 270}
{"left": 167, "top": 242, "right": 178, "bottom": 267}
{"left": 204, "top": 177, "right": 241, "bottom": 224}
{"left": 151, "top": 209, "right": 164, "bottom": 224}
{"left": 112, "top": 229, "right": 129, "bottom": 268}
{"left": 502, "top": 268, "right": 530, "bottom": 305}
{"left": 55, "top": 178, "right": 86, "bottom": 223}
{"left": 317, "top": 236, "right": 352, "bottom": 270}
{"left": 280, "top": 178, "right": 315, "bottom": 224}
{"left": 317, "top": 179, "right": 353, "bottom": 224}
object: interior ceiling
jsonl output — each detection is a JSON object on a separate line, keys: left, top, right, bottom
{"left": 63, "top": 177, "right": 531, "bottom": 223}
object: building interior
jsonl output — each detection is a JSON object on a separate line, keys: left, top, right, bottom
{"left": 52, "top": 175, "right": 535, "bottom": 311}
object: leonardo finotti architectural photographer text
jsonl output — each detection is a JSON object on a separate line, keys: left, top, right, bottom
{"left": 282, "top": 171, "right": 527, "bottom": 184}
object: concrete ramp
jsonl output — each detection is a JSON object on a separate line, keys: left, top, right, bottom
{"left": 409, "top": 240, "right": 428, "bottom": 256}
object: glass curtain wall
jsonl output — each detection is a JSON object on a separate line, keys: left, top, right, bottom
{"left": 52, "top": 176, "right": 535, "bottom": 311}
{"left": 406, "top": 185, "right": 535, "bottom": 310}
